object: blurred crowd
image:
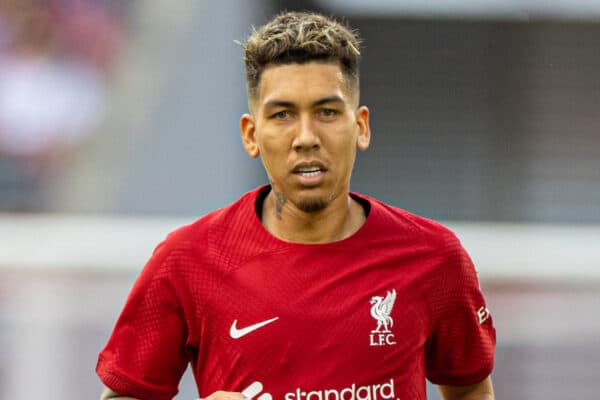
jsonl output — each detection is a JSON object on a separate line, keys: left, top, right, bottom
{"left": 0, "top": 0, "right": 131, "bottom": 211}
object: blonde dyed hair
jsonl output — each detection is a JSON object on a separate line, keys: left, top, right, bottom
{"left": 240, "top": 11, "right": 362, "bottom": 102}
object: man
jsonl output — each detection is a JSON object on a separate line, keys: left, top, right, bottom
{"left": 98, "top": 11, "right": 495, "bottom": 400}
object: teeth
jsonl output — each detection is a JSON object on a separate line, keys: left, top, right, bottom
{"left": 300, "top": 171, "right": 321, "bottom": 177}
{"left": 297, "top": 167, "right": 321, "bottom": 173}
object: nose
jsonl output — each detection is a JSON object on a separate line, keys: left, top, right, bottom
{"left": 292, "top": 114, "right": 320, "bottom": 152}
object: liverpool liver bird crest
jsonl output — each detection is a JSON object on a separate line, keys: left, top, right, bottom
{"left": 370, "top": 289, "right": 397, "bottom": 333}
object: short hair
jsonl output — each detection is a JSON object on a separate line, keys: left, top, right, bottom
{"left": 240, "top": 11, "right": 362, "bottom": 104}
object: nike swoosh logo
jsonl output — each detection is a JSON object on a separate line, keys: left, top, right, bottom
{"left": 229, "top": 317, "right": 279, "bottom": 339}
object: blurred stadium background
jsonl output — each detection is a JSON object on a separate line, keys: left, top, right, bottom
{"left": 0, "top": 0, "right": 599, "bottom": 399}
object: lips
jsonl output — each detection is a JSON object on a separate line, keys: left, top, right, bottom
{"left": 292, "top": 162, "right": 327, "bottom": 175}
{"left": 292, "top": 162, "right": 328, "bottom": 185}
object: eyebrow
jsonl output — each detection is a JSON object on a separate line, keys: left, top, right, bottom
{"left": 263, "top": 95, "right": 345, "bottom": 110}
{"left": 313, "top": 95, "right": 345, "bottom": 107}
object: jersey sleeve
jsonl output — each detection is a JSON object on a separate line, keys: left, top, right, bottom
{"left": 96, "top": 241, "right": 190, "bottom": 400}
{"left": 425, "top": 233, "right": 496, "bottom": 386}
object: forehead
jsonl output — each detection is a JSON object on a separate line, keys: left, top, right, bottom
{"left": 257, "top": 62, "right": 352, "bottom": 107}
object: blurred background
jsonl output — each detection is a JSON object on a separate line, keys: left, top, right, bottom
{"left": 0, "top": 0, "right": 599, "bottom": 398}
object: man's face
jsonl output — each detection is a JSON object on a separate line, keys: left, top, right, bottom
{"left": 241, "top": 62, "right": 370, "bottom": 214}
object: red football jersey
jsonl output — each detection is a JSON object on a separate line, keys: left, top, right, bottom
{"left": 97, "top": 186, "right": 495, "bottom": 400}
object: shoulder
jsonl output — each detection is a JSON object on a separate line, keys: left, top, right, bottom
{"left": 355, "top": 193, "right": 473, "bottom": 283}
{"left": 358, "top": 193, "right": 461, "bottom": 250}
{"left": 153, "top": 186, "right": 270, "bottom": 268}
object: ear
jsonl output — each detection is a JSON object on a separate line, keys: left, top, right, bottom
{"left": 240, "top": 113, "right": 259, "bottom": 158}
{"left": 355, "top": 106, "right": 371, "bottom": 151}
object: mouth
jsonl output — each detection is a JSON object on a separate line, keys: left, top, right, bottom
{"left": 292, "top": 163, "right": 328, "bottom": 177}
{"left": 291, "top": 162, "right": 328, "bottom": 185}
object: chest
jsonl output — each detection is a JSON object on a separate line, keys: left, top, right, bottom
{"left": 192, "top": 249, "right": 433, "bottom": 395}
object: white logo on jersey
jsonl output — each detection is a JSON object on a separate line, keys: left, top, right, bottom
{"left": 242, "top": 381, "right": 272, "bottom": 400}
{"left": 229, "top": 317, "right": 279, "bottom": 339}
{"left": 285, "top": 378, "right": 397, "bottom": 400}
{"left": 477, "top": 306, "right": 491, "bottom": 325}
{"left": 369, "top": 289, "right": 397, "bottom": 346}
{"left": 250, "top": 379, "right": 399, "bottom": 400}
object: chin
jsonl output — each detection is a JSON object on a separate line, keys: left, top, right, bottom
{"left": 295, "top": 196, "right": 329, "bottom": 213}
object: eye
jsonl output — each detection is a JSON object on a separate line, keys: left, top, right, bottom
{"left": 271, "top": 110, "right": 290, "bottom": 120}
{"left": 318, "top": 108, "right": 338, "bottom": 118}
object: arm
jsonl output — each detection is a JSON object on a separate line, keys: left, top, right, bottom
{"left": 97, "top": 240, "right": 190, "bottom": 399}
{"left": 437, "top": 376, "right": 494, "bottom": 400}
{"left": 100, "top": 386, "right": 140, "bottom": 400}
{"left": 100, "top": 385, "right": 246, "bottom": 400}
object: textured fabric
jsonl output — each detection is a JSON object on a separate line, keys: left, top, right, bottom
{"left": 97, "top": 185, "right": 495, "bottom": 400}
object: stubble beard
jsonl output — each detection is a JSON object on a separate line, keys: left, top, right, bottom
{"left": 271, "top": 176, "right": 341, "bottom": 215}
{"left": 272, "top": 190, "right": 329, "bottom": 218}
{"left": 295, "top": 196, "right": 329, "bottom": 213}
{"left": 293, "top": 180, "right": 344, "bottom": 214}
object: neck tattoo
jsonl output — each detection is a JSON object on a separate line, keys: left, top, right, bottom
{"left": 274, "top": 191, "right": 287, "bottom": 220}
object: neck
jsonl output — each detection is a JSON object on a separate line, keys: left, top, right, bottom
{"left": 261, "top": 190, "right": 366, "bottom": 243}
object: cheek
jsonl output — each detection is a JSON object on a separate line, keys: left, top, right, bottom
{"left": 257, "top": 137, "right": 288, "bottom": 175}
{"left": 337, "top": 145, "right": 359, "bottom": 178}
{"left": 329, "top": 135, "right": 358, "bottom": 162}
{"left": 258, "top": 142, "right": 282, "bottom": 166}
{"left": 256, "top": 125, "right": 291, "bottom": 152}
